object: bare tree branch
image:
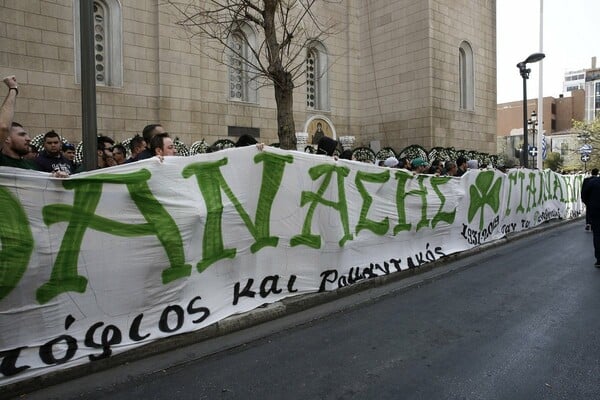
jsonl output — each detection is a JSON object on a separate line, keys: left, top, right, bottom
{"left": 164, "top": 0, "right": 343, "bottom": 149}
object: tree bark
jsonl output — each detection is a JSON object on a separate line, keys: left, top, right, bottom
{"left": 274, "top": 71, "right": 296, "bottom": 150}
{"left": 263, "top": 0, "right": 296, "bottom": 150}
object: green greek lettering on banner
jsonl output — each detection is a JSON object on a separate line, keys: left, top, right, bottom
{"left": 468, "top": 170, "right": 502, "bottom": 230}
{"left": 543, "top": 170, "right": 553, "bottom": 202}
{"left": 430, "top": 176, "right": 456, "bottom": 228}
{"left": 354, "top": 170, "right": 391, "bottom": 235}
{"left": 182, "top": 152, "right": 292, "bottom": 272}
{"left": 393, "top": 171, "right": 429, "bottom": 234}
{"left": 567, "top": 175, "right": 583, "bottom": 203}
{"left": 291, "top": 164, "right": 352, "bottom": 248}
{"left": 553, "top": 173, "right": 565, "bottom": 202}
{"left": 37, "top": 170, "right": 191, "bottom": 304}
{"left": 525, "top": 171, "right": 538, "bottom": 212}
{"left": 127, "top": 174, "right": 191, "bottom": 283}
{"left": 504, "top": 171, "right": 517, "bottom": 216}
{"left": 562, "top": 175, "right": 575, "bottom": 203}
{"left": 537, "top": 170, "right": 547, "bottom": 204}
{"left": 516, "top": 170, "right": 526, "bottom": 213}
{"left": 0, "top": 186, "right": 34, "bottom": 302}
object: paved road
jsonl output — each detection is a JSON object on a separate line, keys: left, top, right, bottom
{"left": 20, "top": 221, "right": 600, "bottom": 400}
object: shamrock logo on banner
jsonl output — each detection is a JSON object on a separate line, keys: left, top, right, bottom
{"left": 468, "top": 171, "right": 502, "bottom": 230}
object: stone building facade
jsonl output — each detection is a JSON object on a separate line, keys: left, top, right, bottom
{"left": 0, "top": 0, "right": 496, "bottom": 154}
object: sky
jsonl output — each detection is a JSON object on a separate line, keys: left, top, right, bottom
{"left": 496, "top": 0, "right": 599, "bottom": 103}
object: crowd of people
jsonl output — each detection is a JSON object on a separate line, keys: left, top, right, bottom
{"left": 1, "top": 74, "right": 494, "bottom": 179}
{"left": 315, "top": 135, "right": 485, "bottom": 177}
{"left": 0, "top": 76, "right": 181, "bottom": 176}
{"left": 392, "top": 155, "right": 478, "bottom": 176}
{"left": 375, "top": 155, "right": 485, "bottom": 177}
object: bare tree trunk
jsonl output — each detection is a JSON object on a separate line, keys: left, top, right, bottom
{"left": 169, "top": 0, "right": 332, "bottom": 151}
{"left": 274, "top": 71, "right": 296, "bottom": 150}
{"left": 263, "top": 0, "right": 296, "bottom": 150}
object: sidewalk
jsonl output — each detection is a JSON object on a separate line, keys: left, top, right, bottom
{"left": 3, "top": 217, "right": 582, "bottom": 399}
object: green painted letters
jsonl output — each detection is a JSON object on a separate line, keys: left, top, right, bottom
{"left": 182, "top": 152, "right": 292, "bottom": 272}
{"left": 0, "top": 186, "right": 34, "bottom": 301}
{"left": 37, "top": 170, "right": 191, "bottom": 304}
{"left": 354, "top": 170, "right": 391, "bottom": 235}
{"left": 393, "top": 172, "right": 429, "bottom": 234}
{"left": 430, "top": 176, "right": 456, "bottom": 228}
{"left": 291, "top": 164, "right": 352, "bottom": 248}
{"left": 525, "top": 171, "right": 538, "bottom": 212}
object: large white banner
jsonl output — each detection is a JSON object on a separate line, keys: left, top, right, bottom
{"left": 0, "top": 146, "right": 583, "bottom": 385}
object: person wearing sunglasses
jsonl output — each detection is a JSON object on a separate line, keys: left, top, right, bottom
{"left": 97, "top": 135, "right": 117, "bottom": 168}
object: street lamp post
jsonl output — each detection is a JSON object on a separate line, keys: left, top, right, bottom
{"left": 528, "top": 110, "right": 537, "bottom": 167}
{"left": 517, "top": 52, "right": 545, "bottom": 168}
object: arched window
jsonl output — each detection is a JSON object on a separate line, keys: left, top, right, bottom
{"left": 459, "top": 41, "right": 474, "bottom": 110}
{"left": 92, "top": 2, "right": 108, "bottom": 84}
{"left": 74, "top": 0, "right": 123, "bottom": 87}
{"left": 229, "top": 32, "right": 246, "bottom": 101}
{"left": 306, "top": 42, "right": 329, "bottom": 111}
{"left": 228, "top": 24, "right": 258, "bottom": 103}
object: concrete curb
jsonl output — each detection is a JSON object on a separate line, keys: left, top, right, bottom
{"left": 2, "top": 217, "right": 582, "bottom": 399}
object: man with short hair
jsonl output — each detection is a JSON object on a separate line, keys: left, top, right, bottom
{"left": 126, "top": 134, "right": 146, "bottom": 163}
{"left": 0, "top": 76, "right": 38, "bottom": 170}
{"left": 97, "top": 136, "right": 117, "bottom": 168}
{"left": 428, "top": 159, "right": 442, "bottom": 175}
{"left": 1, "top": 122, "right": 37, "bottom": 170}
{"left": 135, "top": 124, "right": 165, "bottom": 161}
{"left": 34, "top": 130, "right": 74, "bottom": 174}
{"left": 112, "top": 144, "right": 127, "bottom": 165}
{"left": 455, "top": 156, "right": 468, "bottom": 177}
{"left": 149, "top": 132, "right": 176, "bottom": 158}
{"left": 62, "top": 143, "right": 76, "bottom": 162}
{"left": 444, "top": 161, "right": 458, "bottom": 176}
{"left": 62, "top": 142, "right": 77, "bottom": 171}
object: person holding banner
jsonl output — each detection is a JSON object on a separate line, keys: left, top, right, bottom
{"left": 455, "top": 156, "right": 468, "bottom": 177}
{"left": 411, "top": 157, "right": 429, "bottom": 174}
{"left": 150, "top": 132, "right": 177, "bottom": 159}
{"left": 0, "top": 76, "right": 69, "bottom": 177}
{"left": 126, "top": 134, "right": 147, "bottom": 163}
{"left": 34, "top": 130, "right": 74, "bottom": 174}
{"left": 0, "top": 75, "right": 17, "bottom": 141}
{"left": 135, "top": 123, "right": 166, "bottom": 161}
{"left": 444, "top": 161, "right": 458, "bottom": 176}
{"left": 0, "top": 75, "right": 36, "bottom": 170}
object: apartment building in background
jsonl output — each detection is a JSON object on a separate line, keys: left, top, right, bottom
{"left": 584, "top": 58, "right": 600, "bottom": 121}
{"left": 497, "top": 57, "right": 600, "bottom": 169}
{"left": 496, "top": 91, "right": 585, "bottom": 167}
{"left": 563, "top": 69, "right": 585, "bottom": 93}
